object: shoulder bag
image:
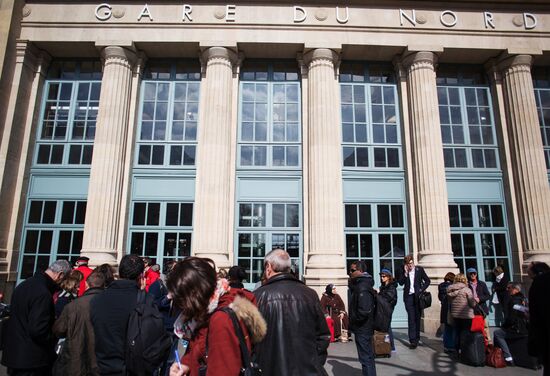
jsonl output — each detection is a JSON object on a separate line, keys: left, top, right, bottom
{"left": 418, "top": 290, "right": 432, "bottom": 310}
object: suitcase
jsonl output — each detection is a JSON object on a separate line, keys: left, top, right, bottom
{"left": 372, "top": 330, "right": 391, "bottom": 358}
{"left": 326, "top": 316, "right": 335, "bottom": 343}
{"left": 460, "top": 330, "right": 486, "bottom": 367}
{"left": 507, "top": 336, "right": 541, "bottom": 370}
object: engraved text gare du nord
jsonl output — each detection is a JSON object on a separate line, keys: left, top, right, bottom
{"left": 94, "top": 3, "right": 540, "bottom": 30}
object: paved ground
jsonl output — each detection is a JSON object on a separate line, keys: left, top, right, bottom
{"left": 325, "top": 329, "right": 543, "bottom": 376}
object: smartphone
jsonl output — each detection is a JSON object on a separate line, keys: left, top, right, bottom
{"left": 177, "top": 338, "right": 190, "bottom": 358}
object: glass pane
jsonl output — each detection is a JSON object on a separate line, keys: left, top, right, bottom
{"left": 343, "top": 147, "right": 355, "bottom": 167}
{"left": 38, "top": 230, "right": 53, "bottom": 253}
{"left": 239, "top": 204, "right": 252, "bottom": 227}
{"left": 144, "top": 232, "right": 158, "bottom": 256}
{"left": 345, "top": 205, "right": 357, "bottom": 227}
{"left": 449, "top": 205, "right": 459, "bottom": 227}
{"left": 346, "top": 234, "right": 359, "bottom": 258}
{"left": 360, "top": 234, "right": 373, "bottom": 257}
{"left": 272, "top": 204, "right": 285, "bottom": 227}
{"left": 21, "top": 256, "right": 36, "bottom": 279}
{"left": 51, "top": 145, "right": 63, "bottom": 164}
{"left": 75, "top": 202, "right": 86, "bottom": 224}
{"left": 151, "top": 145, "right": 164, "bottom": 165}
{"left": 147, "top": 203, "right": 160, "bottom": 226}
{"left": 379, "top": 234, "right": 391, "bottom": 257}
{"left": 356, "top": 147, "right": 369, "bottom": 167}
{"left": 287, "top": 204, "right": 299, "bottom": 227}
{"left": 494, "top": 234, "right": 507, "bottom": 256}
{"left": 377, "top": 205, "right": 390, "bottom": 227}
{"left": 164, "top": 233, "right": 178, "bottom": 258}
{"left": 287, "top": 146, "right": 299, "bottom": 166}
{"left": 391, "top": 205, "right": 404, "bottom": 227}
{"left": 287, "top": 234, "right": 300, "bottom": 257}
{"left": 133, "top": 203, "right": 146, "bottom": 225}
{"left": 169, "top": 146, "right": 182, "bottom": 165}
{"left": 29, "top": 201, "right": 43, "bottom": 224}
{"left": 166, "top": 203, "right": 179, "bottom": 226}
{"left": 180, "top": 203, "right": 193, "bottom": 226}
{"left": 451, "top": 234, "right": 463, "bottom": 257}
{"left": 253, "top": 233, "right": 266, "bottom": 257}
{"left": 253, "top": 204, "right": 266, "bottom": 227}
{"left": 61, "top": 201, "right": 75, "bottom": 224}
{"left": 491, "top": 205, "right": 504, "bottom": 227}
{"left": 58, "top": 231, "right": 72, "bottom": 253}
{"left": 455, "top": 148, "right": 467, "bottom": 167}
{"left": 24, "top": 230, "right": 39, "bottom": 252}
{"left": 254, "top": 146, "right": 266, "bottom": 166}
{"left": 463, "top": 234, "right": 476, "bottom": 256}
{"left": 460, "top": 205, "right": 473, "bottom": 227}
{"left": 481, "top": 234, "right": 494, "bottom": 256}
{"left": 374, "top": 148, "right": 386, "bottom": 167}
{"left": 43, "top": 201, "right": 56, "bottom": 224}
{"left": 238, "top": 233, "right": 251, "bottom": 257}
{"left": 358, "top": 205, "right": 371, "bottom": 228}
{"left": 183, "top": 146, "right": 196, "bottom": 165}
{"left": 130, "top": 232, "right": 144, "bottom": 255}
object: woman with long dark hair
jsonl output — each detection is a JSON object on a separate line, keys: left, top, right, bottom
{"left": 168, "top": 257, "right": 266, "bottom": 376}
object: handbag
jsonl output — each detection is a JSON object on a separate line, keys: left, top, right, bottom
{"left": 470, "top": 314, "right": 485, "bottom": 333}
{"left": 199, "top": 307, "right": 262, "bottom": 376}
{"left": 486, "top": 344, "right": 506, "bottom": 368}
{"left": 418, "top": 291, "right": 432, "bottom": 310}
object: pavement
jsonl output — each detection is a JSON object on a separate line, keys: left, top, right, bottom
{"left": 325, "top": 329, "right": 543, "bottom": 376}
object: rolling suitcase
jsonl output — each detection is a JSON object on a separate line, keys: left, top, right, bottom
{"left": 373, "top": 331, "right": 391, "bottom": 358}
{"left": 507, "top": 336, "right": 541, "bottom": 370}
{"left": 460, "top": 330, "right": 486, "bottom": 367}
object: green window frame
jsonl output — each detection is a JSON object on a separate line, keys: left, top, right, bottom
{"left": 35, "top": 61, "right": 102, "bottom": 166}
{"left": 236, "top": 202, "right": 301, "bottom": 283}
{"left": 136, "top": 61, "right": 200, "bottom": 168}
{"left": 238, "top": 61, "right": 302, "bottom": 169}
{"left": 19, "top": 199, "right": 86, "bottom": 280}
{"left": 339, "top": 63, "right": 402, "bottom": 169}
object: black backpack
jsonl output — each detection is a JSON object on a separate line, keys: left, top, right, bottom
{"left": 125, "top": 290, "right": 172, "bottom": 376}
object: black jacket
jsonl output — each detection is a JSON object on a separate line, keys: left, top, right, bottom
{"left": 379, "top": 281, "right": 398, "bottom": 308}
{"left": 1, "top": 272, "right": 59, "bottom": 369}
{"left": 254, "top": 273, "right": 330, "bottom": 376}
{"left": 528, "top": 272, "right": 550, "bottom": 364}
{"left": 397, "top": 266, "right": 430, "bottom": 300}
{"left": 468, "top": 279, "right": 491, "bottom": 315}
{"left": 348, "top": 273, "right": 375, "bottom": 332}
{"left": 438, "top": 281, "right": 452, "bottom": 324}
{"left": 90, "top": 279, "right": 139, "bottom": 376}
{"left": 502, "top": 292, "right": 528, "bottom": 335}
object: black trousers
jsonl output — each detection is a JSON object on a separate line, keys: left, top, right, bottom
{"left": 404, "top": 293, "right": 421, "bottom": 344}
{"left": 7, "top": 367, "right": 52, "bottom": 376}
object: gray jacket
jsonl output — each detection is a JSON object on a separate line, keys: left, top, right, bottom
{"left": 447, "top": 282, "right": 476, "bottom": 319}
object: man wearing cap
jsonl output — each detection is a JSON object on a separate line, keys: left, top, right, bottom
{"left": 466, "top": 267, "right": 491, "bottom": 342}
{"left": 75, "top": 256, "right": 93, "bottom": 296}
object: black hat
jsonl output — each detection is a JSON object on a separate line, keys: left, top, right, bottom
{"left": 76, "top": 256, "right": 90, "bottom": 263}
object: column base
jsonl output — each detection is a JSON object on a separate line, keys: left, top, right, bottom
{"left": 523, "top": 251, "right": 550, "bottom": 268}
{"left": 80, "top": 249, "right": 118, "bottom": 268}
{"left": 192, "top": 251, "right": 231, "bottom": 270}
{"left": 304, "top": 252, "right": 348, "bottom": 303}
{"left": 420, "top": 284, "right": 443, "bottom": 336}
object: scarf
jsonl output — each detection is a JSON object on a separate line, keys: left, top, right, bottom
{"left": 173, "top": 278, "right": 230, "bottom": 339}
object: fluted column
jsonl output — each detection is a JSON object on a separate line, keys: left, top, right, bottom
{"left": 402, "top": 51, "right": 457, "bottom": 273}
{"left": 192, "top": 47, "right": 238, "bottom": 268}
{"left": 81, "top": 46, "right": 136, "bottom": 265}
{"left": 303, "top": 48, "right": 348, "bottom": 293}
{"left": 498, "top": 54, "right": 550, "bottom": 266}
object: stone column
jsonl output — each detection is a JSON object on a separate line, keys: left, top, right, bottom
{"left": 192, "top": 47, "right": 238, "bottom": 269}
{"left": 498, "top": 54, "right": 550, "bottom": 267}
{"left": 81, "top": 46, "right": 136, "bottom": 265}
{"left": 302, "top": 48, "right": 348, "bottom": 294}
{"left": 401, "top": 51, "right": 457, "bottom": 332}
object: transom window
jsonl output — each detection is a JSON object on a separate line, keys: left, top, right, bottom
{"left": 437, "top": 66, "right": 498, "bottom": 169}
{"left": 129, "top": 201, "right": 193, "bottom": 265}
{"left": 449, "top": 203, "right": 511, "bottom": 282}
{"left": 136, "top": 61, "right": 200, "bottom": 168}
{"left": 20, "top": 200, "right": 86, "bottom": 280}
{"left": 533, "top": 67, "right": 550, "bottom": 171}
{"left": 36, "top": 61, "right": 102, "bottom": 166}
{"left": 238, "top": 61, "right": 301, "bottom": 168}
{"left": 236, "top": 202, "right": 301, "bottom": 283}
{"left": 344, "top": 203, "right": 407, "bottom": 276}
{"left": 340, "top": 63, "right": 401, "bottom": 169}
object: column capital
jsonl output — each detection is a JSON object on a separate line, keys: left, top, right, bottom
{"left": 100, "top": 45, "right": 137, "bottom": 67}
{"left": 303, "top": 48, "right": 339, "bottom": 67}
{"left": 200, "top": 47, "right": 238, "bottom": 66}
{"left": 400, "top": 51, "right": 438, "bottom": 71}
{"left": 496, "top": 54, "right": 533, "bottom": 72}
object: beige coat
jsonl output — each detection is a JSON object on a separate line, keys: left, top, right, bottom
{"left": 446, "top": 282, "right": 476, "bottom": 319}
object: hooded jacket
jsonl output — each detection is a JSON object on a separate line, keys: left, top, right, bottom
{"left": 181, "top": 288, "right": 266, "bottom": 376}
{"left": 254, "top": 273, "right": 330, "bottom": 376}
{"left": 348, "top": 273, "right": 375, "bottom": 331}
{"left": 447, "top": 282, "right": 476, "bottom": 319}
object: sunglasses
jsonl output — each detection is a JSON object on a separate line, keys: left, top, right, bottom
{"left": 349, "top": 268, "right": 357, "bottom": 273}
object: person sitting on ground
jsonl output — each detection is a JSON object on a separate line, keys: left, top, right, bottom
{"left": 378, "top": 269, "right": 398, "bottom": 351}
{"left": 438, "top": 272, "right": 456, "bottom": 353}
{"left": 320, "top": 283, "right": 349, "bottom": 342}
{"left": 493, "top": 282, "right": 529, "bottom": 367}
{"left": 55, "top": 270, "right": 84, "bottom": 318}
{"left": 53, "top": 270, "right": 107, "bottom": 375}
{"left": 447, "top": 273, "right": 476, "bottom": 353}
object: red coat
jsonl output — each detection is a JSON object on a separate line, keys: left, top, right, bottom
{"left": 182, "top": 289, "right": 254, "bottom": 376}
{"left": 144, "top": 269, "right": 160, "bottom": 292}
{"left": 76, "top": 265, "right": 93, "bottom": 297}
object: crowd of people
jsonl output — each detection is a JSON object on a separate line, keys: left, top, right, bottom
{"left": 0, "top": 251, "right": 549, "bottom": 376}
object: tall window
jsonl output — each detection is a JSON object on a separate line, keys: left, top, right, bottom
{"left": 449, "top": 203, "right": 511, "bottom": 282}
{"left": 20, "top": 200, "right": 86, "bottom": 279}
{"left": 236, "top": 202, "right": 301, "bottom": 283}
{"left": 238, "top": 61, "right": 301, "bottom": 168}
{"left": 36, "top": 61, "right": 102, "bottom": 166}
{"left": 533, "top": 67, "right": 550, "bottom": 171}
{"left": 344, "top": 203, "right": 407, "bottom": 276}
{"left": 340, "top": 63, "right": 401, "bottom": 169}
{"left": 437, "top": 66, "right": 498, "bottom": 169}
{"left": 136, "top": 61, "right": 200, "bottom": 167}
{"left": 129, "top": 201, "right": 193, "bottom": 265}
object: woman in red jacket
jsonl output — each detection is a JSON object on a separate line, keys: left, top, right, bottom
{"left": 168, "top": 257, "right": 266, "bottom": 376}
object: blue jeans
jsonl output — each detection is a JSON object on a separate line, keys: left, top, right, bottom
{"left": 443, "top": 323, "right": 457, "bottom": 350}
{"left": 354, "top": 326, "right": 377, "bottom": 376}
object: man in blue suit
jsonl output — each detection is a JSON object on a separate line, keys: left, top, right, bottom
{"left": 397, "top": 254, "right": 431, "bottom": 349}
